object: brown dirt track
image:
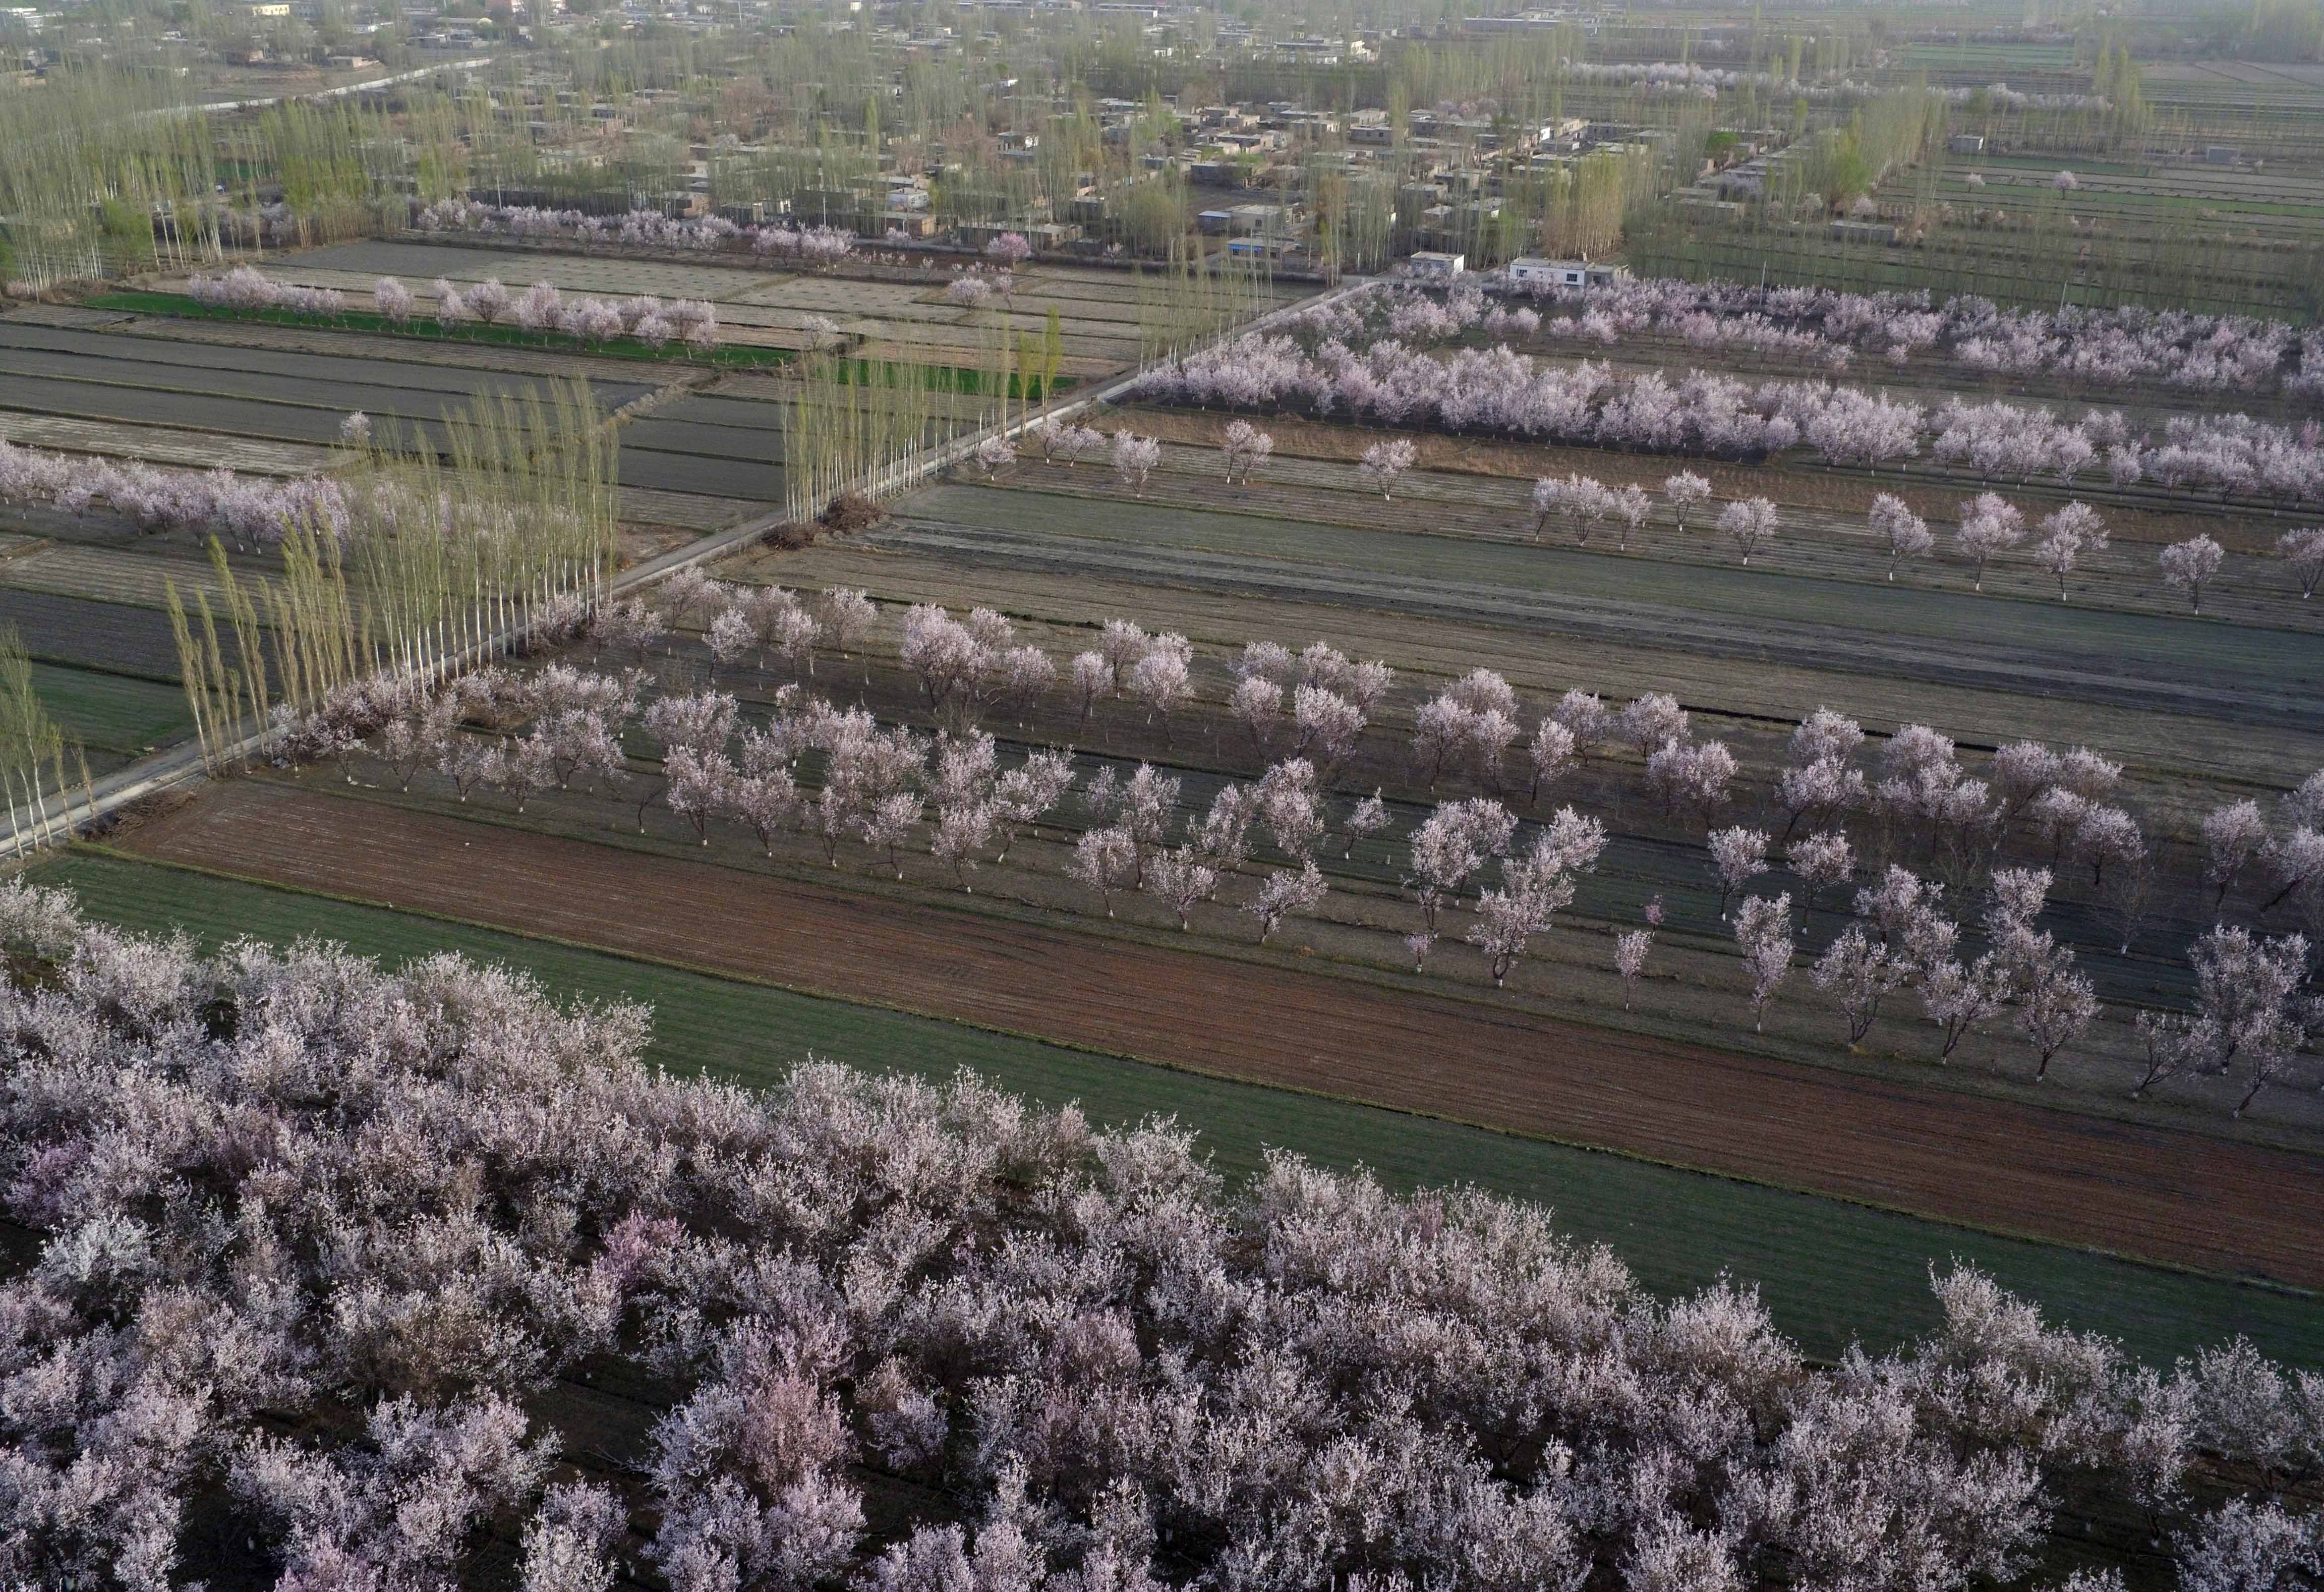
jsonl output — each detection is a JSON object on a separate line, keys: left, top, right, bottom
{"left": 122, "top": 779, "right": 2324, "bottom": 1291}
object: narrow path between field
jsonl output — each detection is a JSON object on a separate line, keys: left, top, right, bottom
{"left": 118, "top": 778, "right": 2324, "bottom": 1291}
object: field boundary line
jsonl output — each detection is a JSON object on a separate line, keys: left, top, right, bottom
{"left": 71, "top": 836, "right": 2324, "bottom": 1301}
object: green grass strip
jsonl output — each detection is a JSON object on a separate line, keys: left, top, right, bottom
{"left": 28, "top": 663, "right": 193, "bottom": 756}
{"left": 82, "top": 291, "right": 795, "bottom": 371}
{"left": 88, "top": 291, "right": 1080, "bottom": 396}
{"left": 33, "top": 848, "right": 2324, "bottom": 1369}
{"left": 830, "top": 356, "right": 1074, "bottom": 400}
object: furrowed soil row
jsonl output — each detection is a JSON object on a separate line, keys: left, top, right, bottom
{"left": 980, "top": 454, "right": 2319, "bottom": 628}
{"left": 104, "top": 312, "right": 692, "bottom": 384}
{"left": 861, "top": 514, "right": 2323, "bottom": 736}
{"left": 0, "top": 589, "right": 185, "bottom": 678}
{"left": 614, "top": 487, "right": 758, "bottom": 533}
{"left": 116, "top": 777, "right": 2324, "bottom": 1290}
{"left": 0, "top": 544, "right": 231, "bottom": 612}
{"left": 0, "top": 321, "right": 660, "bottom": 409}
{"left": 245, "top": 248, "right": 1163, "bottom": 369}
{"left": 0, "top": 412, "right": 335, "bottom": 475}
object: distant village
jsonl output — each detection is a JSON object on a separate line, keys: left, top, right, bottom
{"left": 0, "top": 0, "right": 1792, "bottom": 277}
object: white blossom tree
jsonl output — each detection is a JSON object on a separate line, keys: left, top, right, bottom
{"left": 1243, "top": 859, "right": 1328, "bottom": 943}
{"left": 1716, "top": 496, "right": 1779, "bottom": 564}
{"left": 1664, "top": 471, "right": 1711, "bottom": 531}
{"left": 2275, "top": 527, "right": 2324, "bottom": 599}
{"left": 1070, "top": 826, "right": 1140, "bottom": 915}
{"left": 2160, "top": 535, "right": 2225, "bottom": 613}
{"left": 1222, "top": 420, "right": 1274, "bottom": 484}
{"left": 1734, "top": 893, "right": 1795, "bottom": 1032}
{"left": 1111, "top": 433, "right": 1162, "bottom": 495}
{"left": 1708, "top": 825, "right": 1769, "bottom": 919}
{"left": 1812, "top": 925, "right": 1914, "bottom": 1044}
{"left": 1357, "top": 438, "right": 1418, "bottom": 499}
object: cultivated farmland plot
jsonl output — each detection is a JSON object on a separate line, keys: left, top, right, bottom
{"left": 135, "top": 541, "right": 2324, "bottom": 1162}
{"left": 0, "top": 238, "right": 1301, "bottom": 782}
{"left": 0, "top": 311, "right": 805, "bottom": 503}
{"left": 882, "top": 479, "right": 2323, "bottom": 737}
{"left": 107, "top": 587, "right": 2324, "bottom": 1418}
{"left": 113, "top": 774, "right": 2324, "bottom": 1295}
{"left": 20, "top": 215, "right": 2324, "bottom": 1388}
{"left": 48, "top": 33, "right": 2324, "bottom": 1588}
{"left": 39, "top": 849, "right": 2324, "bottom": 1374}
{"left": 260, "top": 239, "right": 1197, "bottom": 377}
{"left": 0, "top": 274, "right": 806, "bottom": 755}
{"left": 984, "top": 425, "right": 2324, "bottom": 626}
{"left": 747, "top": 535, "right": 2324, "bottom": 802}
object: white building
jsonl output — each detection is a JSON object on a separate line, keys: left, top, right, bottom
{"left": 1507, "top": 256, "right": 1629, "bottom": 288}
{"left": 1406, "top": 250, "right": 1466, "bottom": 278}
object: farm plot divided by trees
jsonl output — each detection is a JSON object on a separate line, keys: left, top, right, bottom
{"left": 0, "top": 264, "right": 801, "bottom": 762}
{"left": 106, "top": 776, "right": 2324, "bottom": 1287}
{"left": 0, "top": 313, "right": 785, "bottom": 500}
{"left": 268, "top": 239, "right": 1225, "bottom": 379}
{"left": 52, "top": 252, "right": 2324, "bottom": 1373}
{"left": 329, "top": 318, "right": 2323, "bottom": 1330}
{"left": 0, "top": 236, "right": 1304, "bottom": 793}
{"left": 22, "top": 32, "right": 2324, "bottom": 1585}
{"left": 103, "top": 445, "right": 2324, "bottom": 1377}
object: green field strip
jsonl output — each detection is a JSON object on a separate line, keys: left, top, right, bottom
{"left": 34, "top": 848, "right": 2324, "bottom": 1371}
{"left": 29, "top": 663, "right": 193, "bottom": 754}
{"left": 83, "top": 292, "right": 797, "bottom": 371}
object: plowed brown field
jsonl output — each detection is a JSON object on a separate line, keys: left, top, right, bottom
{"left": 121, "top": 779, "right": 2324, "bottom": 1290}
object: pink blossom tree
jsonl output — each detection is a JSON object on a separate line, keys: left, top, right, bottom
{"left": 1223, "top": 419, "right": 1274, "bottom": 484}
{"left": 1869, "top": 492, "right": 1933, "bottom": 580}
{"left": 1242, "top": 858, "right": 1328, "bottom": 943}
{"left": 973, "top": 434, "right": 1017, "bottom": 480}
{"left": 1954, "top": 492, "right": 2025, "bottom": 591}
{"left": 2159, "top": 535, "right": 2225, "bottom": 612}
{"left": 1613, "top": 922, "right": 1654, "bottom": 1008}
{"left": 373, "top": 276, "right": 414, "bottom": 325}
{"left": 1708, "top": 825, "right": 1769, "bottom": 918}
{"left": 2275, "top": 526, "right": 2324, "bottom": 599}
{"left": 1734, "top": 893, "right": 1795, "bottom": 1031}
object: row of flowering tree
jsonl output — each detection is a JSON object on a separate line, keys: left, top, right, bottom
{"left": 414, "top": 197, "right": 860, "bottom": 265}
{"left": 1134, "top": 320, "right": 2324, "bottom": 508}
{"left": 186, "top": 265, "right": 722, "bottom": 353}
{"left": 1, "top": 872, "right": 2315, "bottom": 1590}
{"left": 283, "top": 578, "right": 2324, "bottom": 1112}
{"left": 0, "top": 436, "right": 353, "bottom": 544}
{"left": 1317, "top": 273, "right": 2322, "bottom": 398}
{"left": 1491, "top": 270, "right": 2324, "bottom": 397}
